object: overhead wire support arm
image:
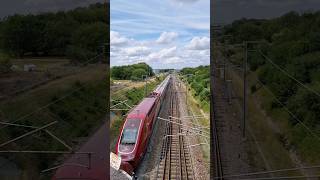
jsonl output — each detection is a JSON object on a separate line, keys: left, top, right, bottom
{"left": 0, "top": 117, "right": 73, "bottom": 151}
{"left": 157, "top": 117, "right": 210, "bottom": 135}
{"left": 241, "top": 40, "right": 269, "bottom": 138}
{"left": 110, "top": 100, "right": 128, "bottom": 109}
{"left": 0, "top": 121, "right": 58, "bottom": 148}
{"left": 254, "top": 77, "right": 320, "bottom": 142}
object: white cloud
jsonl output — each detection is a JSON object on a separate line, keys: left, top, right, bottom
{"left": 123, "top": 46, "right": 151, "bottom": 56}
{"left": 110, "top": 31, "right": 129, "bottom": 46}
{"left": 147, "top": 46, "right": 177, "bottom": 61}
{"left": 162, "top": 57, "right": 184, "bottom": 64}
{"left": 156, "top": 32, "right": 179, "bottom": 44}
{"left": 185, "top": 36, "right": 210, "bottom": 50}
{"left": 110, "top": 30, "right": 209, "bottom": 68}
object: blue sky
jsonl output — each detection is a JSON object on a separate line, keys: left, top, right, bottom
{"left": 110, "top": 0, "right": 210, "bottom": 69}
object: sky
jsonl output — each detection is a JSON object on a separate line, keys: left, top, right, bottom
{"left": 213, "top": 0, "right": 320, "bottom": 24}
{"left": 110, "top": 0, "right": 210, "bottom": 69}
{"left": 0, "top": 0, "right": 104, "bottom": 18}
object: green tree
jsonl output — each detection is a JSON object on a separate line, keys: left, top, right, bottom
{"left": 131, "top": 68, "right": 147, "bottom": 81}
{"left": 67, "top": 22, "right": 108, "bottom": 63}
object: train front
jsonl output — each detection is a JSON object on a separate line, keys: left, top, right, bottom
{"left": 115, "top": 114, "right": 143, "bottom": 175}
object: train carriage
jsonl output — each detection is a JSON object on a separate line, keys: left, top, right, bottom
{"left": 116, "top": 75, "right": 171, "bottom": 175}
{"left": 52, "top": 76, "right": 171, "bottom": 179}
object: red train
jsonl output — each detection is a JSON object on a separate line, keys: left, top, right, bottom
{"left": 115, "top": 75, "right": 171, "bottom": 175}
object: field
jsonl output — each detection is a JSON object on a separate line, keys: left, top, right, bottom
{"left": 0, "top": 58, "right": 83, "bottom": 100}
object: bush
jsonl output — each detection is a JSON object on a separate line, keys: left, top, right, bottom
{"left": 0, "top": 3, "right": 107, "bottom": 58}
{"left": 0, "top": 53, "right": 12, "bottom": 73}
{"left": 66, "top": 45, "right": 96, "bottom": 64}
{"left": 199, "top": 88, "right": 210, "bottom": 101}
{"left": 131, "top": 68, "right": 147, "bottom": 80}
{"left": 111, "top": 63, "right": 154, "bottom": 80}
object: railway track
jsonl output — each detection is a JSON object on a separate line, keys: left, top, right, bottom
{"left": 155, "top": 77, "right": 194, "bottom": 180}
{"left": 212, "top": 51, "right": 226, "bottom": 179}
{"left": 213, "top": 90, "right": 224, "bottom": 179}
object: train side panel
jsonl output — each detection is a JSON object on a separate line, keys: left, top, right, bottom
{"left": 115, "top": 75, "right": 171, "bottom": 175}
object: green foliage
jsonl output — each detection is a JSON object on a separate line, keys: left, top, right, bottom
{"left": 67, "top": 22, "right": 108, "bottom": 62}
{"left": 49, "top": 80, "right": 107, "bottom": 138}
{"left": 66, "top": 45, "right": 96, "bottom": 64}
{"left": 224, "top": 11, "right": 320, "bottom": 162}
{"left": 288, "top": 85, "right": 320, "bottom": 126}
{"left": 0, "top": 77, "right": 107, "bottom": 179}
{"left": 180, "top": 67, "right": 196, "bottom": 75}
{"left": 225, "top": 11, "right": 320, "bottom": 105}
{"left": 126, "top": 88, "right": 145, "bottom": 104}
{"left": 43, "top": 16, "right": 80, "bottom": 55}
{"left": 199, "top": 88, "right": 210, "bottom": 101}
{"left": 0, "top": 2, "right": 108, "bottom": 61}
{"left": 131, "top": 68, "right": 147, "bottom": 81}
{"left": 181, "top": 65, "right": 210, "bottom": 103}
{"left": 0, "top": 52, "right": 12, "bottom": 73}
{"left": 111, "top": 63, "right": 154, "bottom": 80}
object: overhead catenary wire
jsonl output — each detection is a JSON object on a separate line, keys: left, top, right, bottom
{"left": 169, "top": 116, "right": 210, "bottom": 130}
{"left": 223, "top": 44, "right": 320, "bottom": 179}
{"left": 214, "top": 165, "right": 320, "bottom": 179}
{"left": 0, "top": 121, "right": 57, "bottom": 147}
{"left": 258, "top": 50, "right": 320, "bottom": 98}
{"left": 254, "top": 74, "right": 320, "bottom": 142}
{"left": 227, "top": 45, "right": 320, "bottom": 141}
{"left": 1, "top": 53, "right": 103, "bottom": 103}
{"left": 0, "top": 50, "right": 105, "bottom": 176}
{"left": 0, "top": 53, "right": 103, "bottom": 130}
{"left": 0, "top": 85, "right": 84, "bottom": 130}
{"left": 157, "top": 117, "right": 210, "bottom": 135}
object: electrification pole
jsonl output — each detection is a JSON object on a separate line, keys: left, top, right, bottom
{"left": 242, "top": 41, "right": 248, "bottom": 138}
{"left": 242, "top": 40, "right": 265, "bottom": 138}
{"left": 185, "top": 74, "right": 194, "bottom": 107}
{"left": 142, "top": 75, "right": 147, "bottom": 97}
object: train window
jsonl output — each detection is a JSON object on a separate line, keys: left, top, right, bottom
{"left": 120, "top": 128, "right": 138, "bottom": 144}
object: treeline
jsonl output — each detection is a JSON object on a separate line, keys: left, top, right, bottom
{"left": 111, "top": 63, "right": 155, "bottom": 81}
{"left": 180, "top": 65, "right": 210, "bottom": 103}
{"left": 0, "top": 3, "right": 108, "bottom": 62}
{"left": 159, "top": 69, "right": 173, "bottom": 73}
{"left": 222, "top": 11, "right": 320, "bottom": 157}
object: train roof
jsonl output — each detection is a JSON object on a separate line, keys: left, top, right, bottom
{"left": 154, "top": 75, "right": 170, "bottom": 93}
{"left": 128, "top": 97, "right": 156, "bottom": 116}
{"left": 52, "top": 124, "right": 108, "bottom": 179}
